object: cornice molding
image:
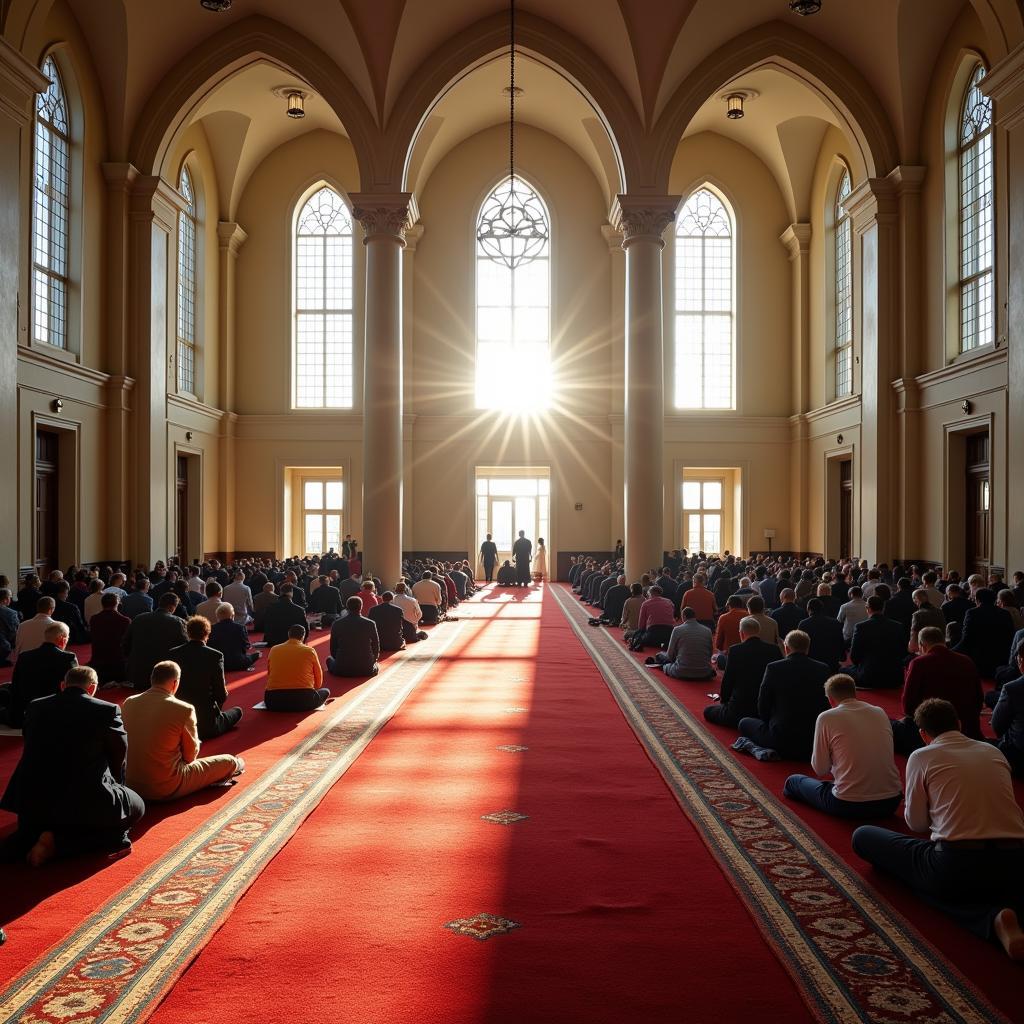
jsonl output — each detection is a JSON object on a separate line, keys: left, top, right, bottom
{"left": 17, "top": 345, "right": 112, "bottom": 387}
{"left": 780, "top": 223, "right": 811, "bottom": 260}
{"left": 912, "top": 346, "right": 1007, "bottom": 389}
{"left": 0, "top": 37, "right": 48, "bottom": 126}
{"left": 217, "top": 221, "right": 248, "bottom": 256}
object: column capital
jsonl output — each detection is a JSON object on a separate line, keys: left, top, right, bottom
{"left": 779, "top": 223, "right": 811, "bottom": 260}
{"left": 846, "top": 166, "right": 926, "bottom": 232}
{"left": 217, "top": 221, "right": 248, "bottom": 256}
{"left": 129, "top": 175, "right": 182, "bottom": 232}
{"left": 102, "top": 162, "right": 141, "bottom": 193}
{"left": 0, "top": 37, "right": 48, "bottom": 126}
{"left": 610, "top": 194, "right": 680, "bottom": 248}
{"left": 350, "top": 192, "right": 418, "bottom": 243}
{"left": 601, "top": 222, "right": 624, "bottom": 252}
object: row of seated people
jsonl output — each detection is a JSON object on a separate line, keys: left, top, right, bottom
{"left": 572, "top": 554, "right": 1024, "bottom": 961}
{"left": 0, "top": 567, "right": 478, "bottom": 867}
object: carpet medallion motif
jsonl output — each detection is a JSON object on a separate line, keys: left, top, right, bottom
{"left": 480, "top": 810, "right": 528, "bottom": 826}
{"left": 551, "top": 585, "right": 1008, "bottom": 1024}
{"left": 0, "top": 625, "right": 463, "bottom": 1024}
{"left": 443, "top": 913, "right": 522, "bottom": 941}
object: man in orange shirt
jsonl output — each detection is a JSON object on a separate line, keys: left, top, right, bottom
{"left": 683, "top": 572, "right": 717, "bottom": 630}
{"left": 264, "top": 624, "right": 331, "bottom": 711}
{"left": 714, "top": 595, "right": 747, "bottom": 669}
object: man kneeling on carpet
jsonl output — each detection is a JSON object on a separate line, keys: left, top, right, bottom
{"left": 122, "top": 661, "right": 243, "bottom": 801}
{"left": 852, "top": 698, "right": 1024, "bottom": 961}
{"left": 264, "top": 624, "right": 332, "bottom": 710}
{"left": 327, "top": 596, "right": 380, "bottom": 678}
{"left": 783, "top": 673, "right": 903, "bottom": 819}
{"left": 0, "top": 665, "right": 145, "bottom": 866}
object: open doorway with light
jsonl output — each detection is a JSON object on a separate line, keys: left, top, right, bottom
{"left": 475, "top": 468, "right": 551, "bottom": 573}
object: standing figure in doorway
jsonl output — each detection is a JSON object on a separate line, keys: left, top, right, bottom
{"left": 533, "top": 538, "right": 548, "bottom": 583}
{"left": 480, "top": 534, "right": 498, "bottom": 583}
{"left": 512, "top": 530, "right": 532, "bottom": 587}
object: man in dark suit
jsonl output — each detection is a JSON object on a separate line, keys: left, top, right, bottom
{"left": 87, "top": 592, "right": 131, "bottom": 685}
{"left": 0, "top": 622, "right": 78, "bottom": 727}
{"left": 737, "top": 630, "right": 831, "bottom": 759}
{"left": 849, "top": 596, "right": 907, "bottom": 689}
{"left": 799, "top": 598, "right": 846, "bottom": 673}
{"left": 327, "top": 596, "right": 380, "bottom": 677}
{"left": 308, "top": 576, "right": 343, "bottom": 618}
{"left": 885, "top": 577, "right": 917, "bottom": 642}
{"left": 262, "top": 585, "right": 308, "bottom": 647}
{"left": 0, "top": 665, "right": 145, "bottom": 864}
{"left": 770, "top": 589, "right": 804, "bottom": 639}
{"left": 120, "top": 579, "right": 154, "bottom": 620}
{"left": 992, "top": 648, "right": 1024, "bottom": 774}
{"left": 480, "top": 534, "right": 498, "bottom": 583}
{"left": 122, "top": 592, "right": 189, "bottom": 692}
{"left": 52, "top": 581, "right": 89, "bottom": 644}
{"left": 704, "top": 617, "right": 781, "bottom": 728}
{"left": 0, "top": 587, "right": 20, "bottom": 666}
{"left": 512, "top": 530, "right": 532, "bottom": 587}
{"left": 940, "top": 583, "right": 972, "bottom": 640}
{"left": 169, "top": 616, "right": 242, "bottom": 740}
{"left": 209, "top": 604, "right": 259, "bottom": 670}
{"left": 954, "top": 587, "right": 1016, "bottom": 678}
{"left": 368, "top": 591, "right": 406, "bottom": 652}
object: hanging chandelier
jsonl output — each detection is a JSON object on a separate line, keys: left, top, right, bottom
{"left": 476, "top": 0, "right": 549, "bottom": 270}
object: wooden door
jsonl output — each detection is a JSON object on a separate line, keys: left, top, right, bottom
{"left": 176, "top": 456, "right": 189, "bottom": 568}
{"left": 965, "top": 433, "right": 990, "bottom": 578}
{"left": 34, "top": 429, "right": 59, "bottom": 577}
{"left": 839, "top": 460, "right": 853, "bottom": 560}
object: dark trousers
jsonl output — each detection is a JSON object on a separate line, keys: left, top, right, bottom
{"left": 90, "top": 660, "right": 128, "bottom": 685}
{"left": 223, "top": 651, "right": 259, "bottom": 672}
{"left": 483, "top": 563, "right": 496, "bottom": 583}
{"left": 703, "top": 702, "right": 741, "bottom": 728}
{"left": 0, "top": 638, "right": 11, "bottom": 663}
{"left": 890, "top": 716, "right": 925, "bottom": 756}
{"left": 198, "top": 706, "right": 243, "bottom": 741}
{"left": 996, "top": 738, "right": 1024, "bottom": 775}
{"left": 263, "top": 687, "right": 331, "bottom": 711}
{"left": 630, "top": 624, "right": 673, "bottom": 650}
{"left": 737, "top": 717, "right": 810, "bottom": 760}
{"left": 420, "top": 605, "right": 439, "bottom": 626}
{"left": 852, "top": 826, "right": 1024, "bottom": 940}
{"left": 783, "top": 776, "right": 901, "bottom": 819}
{"left": 326, "top": 657, "right": 379, "bottom": 678}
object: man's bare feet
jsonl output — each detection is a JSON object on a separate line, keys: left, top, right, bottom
{"left": 994, "top": 908, "right": 1024, "bottom": 960}
{"left": 26, "top": 831, "right": 56, "bottom": 868}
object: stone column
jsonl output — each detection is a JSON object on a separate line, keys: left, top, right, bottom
{"left": 611, "top": 195, "right": 680, "bottom": 583}
{"left": 350, "top": 193, "right": 416, "bottom": 587}
{"left": 401, "top": 223, "right": 422, "bottom": 554}
{"left": 602, "top": 223, "right": 626, "bottom": 549}
{"left": 781, "top": 223, "right": 811, "bottom": 554}
{"left": 0, "top": 41, "right": 47, "bottom": 577}
{"left": 983, "top": 53, "right": 1024, "bottom": 570}
{"left": 217, "top": 222, "right": 247, "bottom": 559}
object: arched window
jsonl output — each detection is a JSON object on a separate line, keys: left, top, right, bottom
{"left": 958, "top": 64, "right": 994, "bottom": 352}
{"left": 294, "top": 186, "right": 354, "bottom": 408}
{"left": 32, "top": 55, "right": 70, "bottom": 349}
{"left": 833, "top": 169, "right": 853, "bottom": 398}
{"left": 675, "top": 188, "right": 734, "bottom": 409}
{"left": 176, "top": 166, "right": 197, "bottom": 394}
{"left": 475, "top": 177, "right": 551, "bottom": 411}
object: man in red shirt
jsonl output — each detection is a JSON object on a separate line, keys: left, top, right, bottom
{"left": 682, "top": 572, "right": 717, "bottom": 630}
{"left": 713, "top": 595, "right": 747, "bottom": 668}
{"left": 629, "top": 586, "right": 675, "bottom": 652}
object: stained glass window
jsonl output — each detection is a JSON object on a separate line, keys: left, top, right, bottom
{"left": 834, "top": 169, "right": 853, "bottom": 398}
{"left": 176, "top": 167, "right": 197, "bottom": 393}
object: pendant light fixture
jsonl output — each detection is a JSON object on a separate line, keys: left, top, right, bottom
{"left": 475, "top": 0, "right": 549, "bottom": 270}
{"left": 789, "top": 0, "right": 822, "bottom": 14}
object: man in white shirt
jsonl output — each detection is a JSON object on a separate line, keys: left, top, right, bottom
{"left": 837, "top": 586, "right": 868, "bottom": 646}
{"left": 783, "top": 674, "right": 902, "bottom": 818}
{"left": 411, "top": 571, "right": 443, "bottom": 625}
{"left": 853, "top": 698, "right": 1024, "bottom": 959}
{"left": 195, "top": 583, "right": 227, "bottom": 624}
{"left": 222, "top": 573, "right": 254, "bottom": 626}
{"left": 83, "top": 579, "right": 106, "bottom": 625}
{"left": 392, "top": 582, "right": 422, "bottom": 630}
{"left": 14, "top": 598, "right": 57, "bottom": 659}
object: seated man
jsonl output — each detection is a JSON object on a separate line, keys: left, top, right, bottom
{"left": 252, "top": 582, "right": 278, "bottom": 633}
{"left": 88, "top": 592, "right": 131, "bottom": 684}
{"left": 392, "top": 582, "right": 428, "bottom": 643}
{"left": 0, "top": 665, "right": 145, "bottom": 865}
{"left": 704, "top": 616, "right": 780, "bottom": 728}
{"left": 852, "top": 698, "right": 1024, "bottom": 960}
{"left": 600, "top": 575, "right": 630, "bottom": 626}
{"left": 630, "top": 585, "right": 675, "bottom": 651}
{"left": 52, "top": 581, "right": 89, "bottom": 645}
{"left": 195, "top": 582, "right": 227, "bottom": 624}
{"left": 308, "top": 575, "right": 342, "bottom": 618}
{"left": 955, "top": 587, "right": 1016, "bottom": 679}
{"left": 328, "top": 596, "right": 381, "bottom": 677}
{"left": 784, "top": 673, "right": 902, "bottom": 819}
{"left": 891, "top": 627, "right": 983, "bottom": 754}
{"left": 712, "top": 595, "right": 747, "bottom": 669}
{"left": 908, "top": 588, "right": 946, "bottom": 654}
{"left": 652, "top": 606, "right": 714, "bottom": 680}
{"left": 170, "top": 615, "right": 243, "bottom": 740}
{"left": 14, "top": 597, "right": 57, "bottom": 659}
{"left": 620, "top": 583, "right": 645, "bottom": 640}
{"left": 737, "top": 630, "right": 831, "bottom": 760}
{"left": 770, "top": 589, "right": 804, "bottom": 641}
{"left": 848, "top": 596, "right": 906, "bottom": 689}
{"left": 0, "top": 587, "right": 19, "bottom": 667}
{"left": 358, "top": 579, "right": 380, "bottom": 616}
{"left": 368, "top": 591, "right": 406, "bottom": 652}
{"left": 837, "top": 586, "right": 868, "bottom": 648}
{"left": 412, "top": 571, "right": 443, "bottom": 625}
{"left": 264, "top": 624, "right": 331, "bottom": 710}
{"left": 0, "top": 621, "right": 77, "bottom": 727}
{"left": 681, "top": 573, "right": 716, "bottom": 630}
{"left": 798, "top": 598, "right": 846, "bottom": 673}
{"left": 222, "top": 572, "right": 254, "bottom": 626}
{"left": 120, "top": 579, "right": 154, "bottom": 620}
{"left": 122, "top": 661, "right": 242, "bottom": 801}
{"left": 209, "top": 603, "right": 260, "bottom": 671}
{"left": 992, "top": 646, "right": 1024, "bottom": 775}
{"left": 122, "top": 592, "right": 189, "bottom": 692}
{"left": 746, "top": 595, "right": 782, "bottom": 653}
{"left": 262, "top": 584, "right": 308, "bottom": 647}
{"left": 495, "top": 560, "right": 516, "bottom": 586}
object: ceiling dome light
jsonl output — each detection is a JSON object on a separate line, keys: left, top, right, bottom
{"left": 725, "top": 94, "right": 745, "bottom": 119}
{"left": 789, "top": 0, "right": 822, "bottom": 14}
{"left": 200, "top": 0, "right": 233, "bottom": 11}
{"left": 286, "top": 91, "right": 306, "bottom": 119}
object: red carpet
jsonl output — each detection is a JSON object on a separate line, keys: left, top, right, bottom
{"left": 144, "top": 586, "right": 811, "bottom": 1024}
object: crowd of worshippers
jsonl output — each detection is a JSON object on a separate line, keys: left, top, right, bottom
{"left": 570, "top": 550, "right": 1024, "bottom": 960}
{"left": 0, "top": 553, "right": 479, "bottom": 869}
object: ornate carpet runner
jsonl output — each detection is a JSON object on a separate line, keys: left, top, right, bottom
{"left": 550, "top": 584, "right": 1007, "bottom": 1024}
{"left": 0, "top": 622, "right": 463, "bottom": 1024}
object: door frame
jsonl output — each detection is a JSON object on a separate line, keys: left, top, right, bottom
{"left": 824, "top": 443, "right": 856, "bottom": 561}
{"left": 943, "top": 413, "right": 994, "bottom": 576}
{"left": 171, "top": 443, "right": 202, "bottom": 566}
{"left": 29, "top": 413, "right": 81, "bottom": 572}
{"left": 471, "top": 465, "right": 553, "bottom": 577}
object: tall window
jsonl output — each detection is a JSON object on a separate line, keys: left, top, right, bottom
{"left": 294, "top": 186, "right": 354, "bottom": 408}
{"left": 176, "top": 167, "right": 197, "bottom": 394}
{"left": 675, "top": 188, "right": 734, "bottom": 409}
{"left": 682, "top": 479, "right": 722, "bottom": 554}
{"left": 475, "top": 178, "right": 551, "bottom": 411}
{"left": 32, "top": 56, "right": 70, "bottom": 349}
{"left": 833, "top": 169, "right": 853, "bottom": 398}
{"left": 303, "top": 479, "right": 343, "bottom": 555}
{"left": 958, "top": 64, "right": 994, "bottom": 353}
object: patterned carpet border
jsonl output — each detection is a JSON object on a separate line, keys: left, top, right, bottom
{"left": 550, "top": 584, "right": 1008, "bottom": 1024}
{"left": 1, "top": 621, "right": 464, "bottom": 1024}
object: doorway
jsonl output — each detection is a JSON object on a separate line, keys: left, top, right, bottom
{"left": 175, "top": 456, "right": 189, "bottom": 567}
{"left": 475, "top": 471, "right": 550, "bottom": 567}
{"left": 965, "top": 432, "right": 990, "bottom": 578}
{"left": 34, "top": 428, "right": 60, "bottom": 577}
{"left": 839, "top": 459, "right": 853, "bottom": 560}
